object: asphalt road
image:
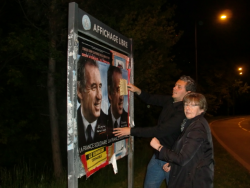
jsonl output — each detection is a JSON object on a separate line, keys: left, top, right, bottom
{"left": 210, "top": 116, "right": 250, "bottom": 172}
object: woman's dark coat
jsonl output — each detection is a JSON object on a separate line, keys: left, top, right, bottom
{"left": 158, "top": 114, "right": 214, "bottom": 188}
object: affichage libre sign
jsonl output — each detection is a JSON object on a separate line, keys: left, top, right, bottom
{"left": 78, "top": 9, "right": 131, "bottom": 54}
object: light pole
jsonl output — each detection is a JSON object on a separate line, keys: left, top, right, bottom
{"left": 195, "top": 21, "right": 198, "bottom": 86}
{"left": 195, "top": 13, "right": 228, "bottom": 88}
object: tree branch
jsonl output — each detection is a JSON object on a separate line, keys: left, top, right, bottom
{"left": 0, "top": 54, "right": 20, "bottom": 73}
{"left": 17, "top": 0, "right": 48, "bottom": 35}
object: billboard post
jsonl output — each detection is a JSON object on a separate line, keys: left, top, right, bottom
{"left": 67, "top": 2, "right": 79, "bottom": 188}
{"left": 128, "top": 38, "right": 134, "bottom": 188}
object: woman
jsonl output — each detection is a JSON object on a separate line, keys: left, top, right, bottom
{"left": 150, "top": 92, "right": 214, "bottom": 188}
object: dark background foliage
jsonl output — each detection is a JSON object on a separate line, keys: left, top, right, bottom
{"left": 0, "top": 0, "right": 249, "bottom": 175}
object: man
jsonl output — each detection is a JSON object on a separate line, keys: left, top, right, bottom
{"left": 107, "top": 66, "right": 128, "bottom": 143}
{"left": 114, "top": 75, "right": 196, "bottom": 188}
{"left": 77, "top": 56, "right": 107, "bottom": 155}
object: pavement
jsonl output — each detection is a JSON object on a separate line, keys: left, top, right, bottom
{"left": 210, "top": 116, "right": 250, "bottom": 172}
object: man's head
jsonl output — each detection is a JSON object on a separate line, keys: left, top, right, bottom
{"left": 108, "top": 66, "right": 124, "bottom": 119}
{"left": 172, "top": 75, "right": 196, "bottom": 102}
{"left": 77, "top": 56, "right": 102, "bottom": 123}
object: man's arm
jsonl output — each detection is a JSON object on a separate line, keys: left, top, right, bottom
{"left": 130, "top": 110, "right": 184, "bottom": 138}
{"left": 113, "top": 110, "right": 185, "bottom": 138}
{"left": 127, "top": 83, "right": 171, "bottom": 106}
{"left": 137, "top": 91, "right": 172, "bottom": 107}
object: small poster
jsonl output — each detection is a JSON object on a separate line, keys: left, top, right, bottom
{"left": 111, "top": 50, "right": 129, "bottom": 69}
{"left": 81, "top": 146, "right": 109, "bottom": 177}
{"left": 119, "top": 79, "right": 128, "bottom": 96}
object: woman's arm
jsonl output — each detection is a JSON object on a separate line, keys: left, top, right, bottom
{"left": 158, "top": 123, "right": 207, "bottom": 166}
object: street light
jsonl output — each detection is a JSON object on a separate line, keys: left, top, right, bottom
{"left": 238, "top": 67, "right": 243, "bottom": 75}
{"left": 218, "top": 9, "right": 232, "bottom": 23}
{"left": 220, "top": 15, "right": 227, "bottom": 20}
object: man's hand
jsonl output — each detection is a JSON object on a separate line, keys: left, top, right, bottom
{"left": 163, "top": 163, "right": 171, "bottom": 172}
{"left": 113, "top": 127, "right": 131, "bottom": 137}
{"left": 127, "top": 83, "right": 141, "bottom": 95}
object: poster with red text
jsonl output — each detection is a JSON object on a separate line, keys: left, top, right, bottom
{"left": 77, "top": 38, "right": 111, "bottom": 177}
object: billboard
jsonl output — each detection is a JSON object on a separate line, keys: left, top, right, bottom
{"left": 67, "top": 3, "right": 133, "bottom": 185}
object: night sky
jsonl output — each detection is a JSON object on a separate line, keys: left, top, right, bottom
{"left": 1, "top": 0, "right": 249, "bottom": 114}
{"left": 171, "top": 0, "right": 250, "bottom": 83}
{"left": 2, "top": 0, "right": 249, "bottom": 81}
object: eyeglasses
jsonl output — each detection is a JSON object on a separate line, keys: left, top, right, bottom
{"left": 184, "top": 103, "right": 199, "bottom": 107}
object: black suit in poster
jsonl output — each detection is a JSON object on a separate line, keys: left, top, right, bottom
{"left": 107, "top": 107, "right": 128, "bottom": 144}
{"left": 77, "top": 107, "right": 108, "bottom": 155}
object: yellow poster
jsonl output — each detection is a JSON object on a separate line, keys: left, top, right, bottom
{"left": 85, "top": 146, "right": 108, "bottom": 171}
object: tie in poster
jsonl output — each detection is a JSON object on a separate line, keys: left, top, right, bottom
{"left": 77, "top": 38, "right": 130, "bottom": 177}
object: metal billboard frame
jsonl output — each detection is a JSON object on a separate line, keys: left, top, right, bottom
{"left": 67, "top": 2, "right": 134, "bottom": 188}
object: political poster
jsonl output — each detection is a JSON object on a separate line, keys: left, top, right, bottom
{"left": 76, "top": 38, "right": 130, "bottom": 177}
{"left": 77, "top": 38, "right": 111, "bottom": 177}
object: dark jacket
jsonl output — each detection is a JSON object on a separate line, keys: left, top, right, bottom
{"left": 107, "top": 107, "right": 128, "bottom": 144}
{"left": 131, "top": 91, "right": 185, "bottom": 148}
{"left": 158, "top": 114, "right": 214, "bottom": 188}
{"left": 77, "top": 106, "right": 107, "bottom": 155}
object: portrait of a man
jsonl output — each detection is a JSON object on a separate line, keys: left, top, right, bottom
{"left": 107, "top": 66, "right": 128, "bottom": 143}
{"left": 77, "top": 56, "right": 107, "bottom": 155}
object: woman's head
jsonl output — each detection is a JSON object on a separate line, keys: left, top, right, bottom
{"left": 183, "top": 93, "right": 207, "bottom": 119}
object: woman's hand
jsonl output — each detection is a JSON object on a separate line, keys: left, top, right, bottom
{"left": 163, "top": 163, "right": 171, "bottom": 172}
{"left": 150, "top": 137, "right": 161, "bottom": 150}
{"left": 127, "top": 83, "right": 141, "bottom": 95}
{"left": 113, "top": 127, "right": 131, "bottom": 137}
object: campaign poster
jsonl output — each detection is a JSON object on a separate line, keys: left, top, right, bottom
{"left": 107, "top": 50, "right": 130, "bottom": 162}
{"left": 76, "top": 38, "right": 131, "bottom": 177}
{"left": 77, "top": 38, "right": 111, "bottom": 177}
{"left": 107, "top": 66, "right": 129, "bottom": 144}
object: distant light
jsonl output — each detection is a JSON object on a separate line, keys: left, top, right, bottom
{"left": 238, "top": 67, "right": 242, "bottom": 71}
{"left": 220, "top": 15, "right": 227, "bottom": 19}
{"left": 239, "top": 72, "right": 243, "bottom": 75}
{"left": 218, "top": 9, "right": 232, "bottom": 22}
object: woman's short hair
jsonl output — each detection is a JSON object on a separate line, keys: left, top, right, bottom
{"left": 183, "top": 92, "right": 207, "bottom": 112}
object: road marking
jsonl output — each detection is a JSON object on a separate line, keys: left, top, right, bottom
{"left": 210, "top": 117, "right": 250, "bottom": 173}
{"left": 238, "top": 119, "right": 250, "bottom": 133}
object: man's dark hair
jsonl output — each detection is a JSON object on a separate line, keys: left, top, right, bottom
{"left": 77, "top": 56, "right": 99, "bottom": 91}
{"left": 107, "top": 65, "right": 122, "bottom": 94}
{"left": 179, "top": 75, "right": 196, "bottom": 92}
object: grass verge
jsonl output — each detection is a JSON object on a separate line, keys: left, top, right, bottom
{"left": 1, "top": 119, "right": 250, "bottom": 187}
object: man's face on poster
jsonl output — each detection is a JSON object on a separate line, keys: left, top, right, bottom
{"left": 77, "top": 63, "right": 102, "bottom": 123}
{"left": 109, "top": 71, "right": 124, "bottom": 119}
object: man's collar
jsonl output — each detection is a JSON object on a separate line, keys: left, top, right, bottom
{"left": 173, "top": 100, "right": 183, "bottom": 107}
{"left": 80, "top": 107, "right": 97, "bottom": 132}
{"left": 111, "top": 106, "right": 121, "bottom": 127}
